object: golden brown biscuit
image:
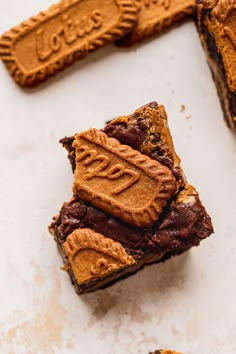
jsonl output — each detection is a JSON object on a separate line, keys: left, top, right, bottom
{"left": 72, "top": 128, "right": 177, "bottom": 227}
{"left": 63, "top": 228, "right": 136, "bottom": 286}
{"left": 0, "top": 0, "right": 138, "bottom": 87}
{"left": 117, "top": 0, "right": 196, "bottom": 46}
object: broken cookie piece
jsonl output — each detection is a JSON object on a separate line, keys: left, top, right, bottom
{"left": 116, "top": 0, "right": 196, "bottom": 46}
{"left": 197, "top": 0, "right": 236, "bottom": 130}
{"left": 49, "top": 102, "right": 213, "bottom": 294}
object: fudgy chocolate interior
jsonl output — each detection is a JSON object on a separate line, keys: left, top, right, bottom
{"left": 51, "top": 184, "right": 213, "bottom": 260}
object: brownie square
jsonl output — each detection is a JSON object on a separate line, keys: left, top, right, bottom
{"left": 197, "top": 0, "right": 236, "bottom": 130}
{"left": 49, "top": 102, "right": 213, "bottom": 294}
{"left": 149, "top": 351, "right": 182, "bottom": 354}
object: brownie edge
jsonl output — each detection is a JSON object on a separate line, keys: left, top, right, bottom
{"left": 196, "top": 0, "right": 236, "bottom": 130}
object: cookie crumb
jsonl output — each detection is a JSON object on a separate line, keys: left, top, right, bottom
{"left": 180, "top": 104, "right": 186, "bottom": 112}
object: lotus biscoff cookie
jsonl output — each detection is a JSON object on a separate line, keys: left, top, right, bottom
{"left": 49, "top": 102, "right": 213, "bottom": 295}
{"left": 116, "top": 0, "right": 196, "bottom": 46}
{"left": 0, "top": 0, "right": 138, "bottom": 87}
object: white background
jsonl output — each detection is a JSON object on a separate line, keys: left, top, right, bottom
{"left": 0, "top": 1, "right": 236, "bottom": 353}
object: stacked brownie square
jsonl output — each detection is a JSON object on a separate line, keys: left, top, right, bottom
{"left": 49, "top": 102, "right": 213, "bottom": 294}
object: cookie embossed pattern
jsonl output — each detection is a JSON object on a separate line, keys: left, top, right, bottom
{"left": 0, "top": 0, "right": 138, "bottom": 87}
{"left": 117, "top": 0, "right": 196, "bottom": 46}
{"left": 73, "top": 129, "right": 177, "bottom": 227}
{"left": 63, "top": 228, "right": 136, "bottom": 285}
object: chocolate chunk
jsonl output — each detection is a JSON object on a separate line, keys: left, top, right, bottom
{"left": 49, "top": 102, "right": 213, "bottom": 294}
{"left": 197, "top": 0, "right": 236, "bottom": 130}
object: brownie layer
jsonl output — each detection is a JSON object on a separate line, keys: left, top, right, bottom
{"left": 50, "top": 184, "right": 212, "bottom": 258}
{"left": 50, "top": 183, "right": 213, "bottom": 293}
{"left": 197, "top": 1, "right": 236, "bottom": 130}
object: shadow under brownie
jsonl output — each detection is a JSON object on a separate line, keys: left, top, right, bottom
{"left": 49, "top": 102, "right": 213, "bottom": 294}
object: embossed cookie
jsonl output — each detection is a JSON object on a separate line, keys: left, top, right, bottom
{"left": 73, "top": 128, "right": 177, "bottom": 227}
{"left": 116, "top": 0, "right": 196, "bottom": 46}
{"left": 63, "top": 228, "right": 136, "bottom": 286}
{"left": 0, "top": 0, "right": 138, "bottom": 87}
{"left": 49, "top": 102, "right": 213, "bottom": 294}
{"left": 197, "top": 0, "right": 236, "bottom": 130}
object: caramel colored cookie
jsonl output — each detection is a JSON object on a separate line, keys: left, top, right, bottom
{"left": 117, "top": 0, "right": 196, "bottom": 46}
{"left": 73, "top": 128, "right": 177, "bottom": 227}
{"left": 197, "top": 0, "right": 236, "bottom": 129}
{"left": 0, "top": 0, "right": 138, "bottom": 87}
{"left": 63, "top": 228, "right": 136, "bottom": 285}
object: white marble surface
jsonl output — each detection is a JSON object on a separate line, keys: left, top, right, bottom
{"left": 1, "top": 1, "right": 236, "bottom": 353}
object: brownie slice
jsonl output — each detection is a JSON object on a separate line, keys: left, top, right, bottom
{"left": 197, "top": 0, "right": 236, "bottom": 130}
{"left": 49, "top": 102, "right": 213, "bottom": 294}
{"left": 60, "top": 102, "right": 185, "bottom": 187}
{"left": 149, "top": 351, "right": 182, "bottom": 354}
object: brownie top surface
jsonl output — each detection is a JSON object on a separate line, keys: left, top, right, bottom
{"left": 52, "top": 102, "right": 213, "bottom": 258}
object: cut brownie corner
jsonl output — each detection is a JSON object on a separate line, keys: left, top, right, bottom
{"left": 103, "top": 102, "right": 186, "bottom": 189}
{"left": 49, "top": 102, "right": 213, "bottom": 294}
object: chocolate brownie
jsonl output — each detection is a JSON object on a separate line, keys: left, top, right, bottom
{"left": 49, "top": 102, "right": 213, "bottom": 294}
{"left": 197, "top": 0, "right": 236, "bottom": 130}
{"left": 149, "top": 351, "right": 182, "bottom": 354}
